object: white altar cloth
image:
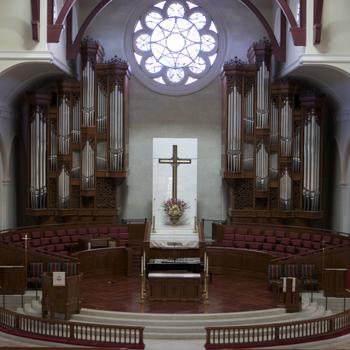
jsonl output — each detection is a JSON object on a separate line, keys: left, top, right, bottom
{"left": 150, "top": 226, "right": 199, "bottom": 249}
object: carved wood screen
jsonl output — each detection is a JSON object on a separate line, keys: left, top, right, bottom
{"left": 26, "top": 38, "right": 129, "bottom": 222}
{"left": 222, "top": 40, "right": 324, "bottom": 224}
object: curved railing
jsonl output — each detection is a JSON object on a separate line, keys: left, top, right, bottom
{"left": 205, "top": 309, "right": 350, "bottom": 349}
{"left": 0, "top": 307, "right": 144, "bottom": 348}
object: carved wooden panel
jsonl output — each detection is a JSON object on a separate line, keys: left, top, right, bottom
{"left": 233, "top": 180, "right": 254, "bottom": 209}
{"left": 96, "top": 178, "right": 116, "bottom": 209}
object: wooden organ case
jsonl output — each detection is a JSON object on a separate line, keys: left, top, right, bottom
{"left": 25, "top": 39, "right": 129, "bottom": 222}
{"left": 222, "top": 40, "right": 325, "bottom": 225}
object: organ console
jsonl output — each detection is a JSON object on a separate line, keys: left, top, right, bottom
{"left": 25, "top": 38, "right": 129, "bottom": 222}
{"left": 222, "top": 39, "right": 325, "bottom": 224}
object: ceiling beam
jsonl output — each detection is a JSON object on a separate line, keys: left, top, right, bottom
{"left": 313, "top": 0, "right": 324, "bottom": 44}
{"left": 275, "top": 0, "right": 306, "bottom": 46}
{"left": 31, "top": 0, "right": 40, "bottom": 42}
{"left": 47, "top": 0, "right": 78, "bottom": 43}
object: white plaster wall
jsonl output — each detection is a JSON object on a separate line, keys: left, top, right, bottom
{"left": 332, "top": 111, "right": 350, "bottom": 233}
{"left": 121, "top": 77, "right": 223, "bottom": 220}
{"left": 0, "top": 0, "right": 49, "bottom": 52}
{"left": 0, "top": 107, "right": 17, "bottom": 229}
{"left": 306, "top": 0, "right": 350, "bottom": 56}
{"left": 84, "top": 0, "right": 273, "bottom": 221}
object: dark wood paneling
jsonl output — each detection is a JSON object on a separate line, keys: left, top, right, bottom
{"left": 73, "top": 247, "right": 130, "bottom": 277}
{"left": 207, "top": 246, "right": 272, "bottom": 278}
{"left": 0, "top": 266, "right": 26, "bottom": 295}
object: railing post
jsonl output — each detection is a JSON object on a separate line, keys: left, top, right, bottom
{"left": 139, "top": 327, "right": 144, "bottom": 346}
{"left": 69, "top": 323, "right": 74, "bottom": 339}
{"left": 15, "top": 314, "right": 20, "bottom": 330}
{"left": 275, "top": 325, "right": 279, "bottom": 340}
{"left": 330, "top": 317, "right": 335, "bottom": 333}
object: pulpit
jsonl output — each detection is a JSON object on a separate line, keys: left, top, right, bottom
{"left": 42, "top": 272, "right": 82, "bottom": 320}
{"left": 283, "top": 277, "right": 301, "bottom": 313}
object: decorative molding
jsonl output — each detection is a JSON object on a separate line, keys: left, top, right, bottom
{"left": 0, "top": 51, "right": 53, "bottom": 61}
{"left": 301, "top": 53, "right": 350, "bottom": 64}
{"left": 31, "top": 0, "right": 40, "bottom": 42}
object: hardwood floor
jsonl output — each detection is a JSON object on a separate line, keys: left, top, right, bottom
{"left": 80, "top": 272, "right": 276, "bottom": 313}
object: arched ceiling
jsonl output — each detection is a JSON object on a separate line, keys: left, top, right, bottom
{"left": 289, "top": 65, "right": 350, "bottom": 111}
{"left": 0, "top": 62, "right": 66, "bottom": 108}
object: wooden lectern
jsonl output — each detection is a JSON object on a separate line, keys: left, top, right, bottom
{"left": 282, "top": 277, "right": 301, "bottom": 313}
{"left": 42, "top": 272, "right": 82, "bottom": 320}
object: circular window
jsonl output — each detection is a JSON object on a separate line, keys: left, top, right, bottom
{"left": 126, "top": 0, "right": 226, "bottom": 95}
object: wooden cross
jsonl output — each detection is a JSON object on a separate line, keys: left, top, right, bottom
{"left": 158, "top": 145, "right": 191, "bottom": 200}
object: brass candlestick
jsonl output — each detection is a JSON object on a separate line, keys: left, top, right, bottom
{"left": 152, "top": 215, "right": 156, "bottom": 233}
{"left": 203, "top": 271, "right": 209, "bottom": 304}
{"left": 193, "top": 216, "right": 197, "bottom": 233}
{"left": 140, "top": 271, "right": 146, "bottom": 303}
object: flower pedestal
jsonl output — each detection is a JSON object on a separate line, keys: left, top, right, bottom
{"left": 169, "top": 214, "right": 182, "bottom": 225}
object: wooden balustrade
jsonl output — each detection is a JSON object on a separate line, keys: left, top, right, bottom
{"left": 0, "top": 307, "right": 144, "bottom": 348}
{"left": 205, "top": 309, "right": 350, "bottom": 349}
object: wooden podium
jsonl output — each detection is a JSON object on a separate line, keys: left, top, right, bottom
{"left": 42, "top": 272, "right": 82, "bottom": 320}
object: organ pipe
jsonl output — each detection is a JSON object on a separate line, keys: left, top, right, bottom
{"left": 244, "top": 86, "right": 254, "bottom": 135}
{"left": 293, "top": 126, "right": 301, "bottom": 173}
{"left": 109, "top": 85, "right": 124, "bottom": 171}
{"left": 58, "top": 165, "right": 70, "bottom": 208}
{"left": 72, "top": 151, "right": 80, "bottom": 178}
{"left": 242, "top": 143, "right": 254, "bottom": 171}
{"left": 30, "top": 107, "right": 47, "bottom": 209}
{"left": 280, "top": 97, "right": 293, "bottom": 157}
{"left": 303, "top": 111, "right": 320, "bottom": 211}
{"left": 71, "top": 98, "right": 80, "bottom": 143}
{"left": 49, "top": 122, "right": 57, "bottom": 172}
{"left": 82, "top": 60, "right": 94, "bottom": 127}
{"left": 227, "top": 85, "right": 241, "bottom": 173}
{"left": 270, "top": 101, "right": 279, "bottom": 145}
{"left": 269, "top": 153, "right": 278, "bottom": 180}
{"left": 58, "top": 97, "right": 70, "bottom": 155}
{"left": 256, "top": 62, "right": 269, "bottom": 129}
{"left": 97, "top": 83, "right": 107, "bottom": 133}
{"left": 256, "top": 142, "right": 268, "bottom": 191}
{"left": 97, "top": 142, "right": 107, "bottom": 170}
{"left": 82, "top": 140, "right": 94, "bottom": 190}
{"left": 280, "top": 167, "right": 292, "bottom": 210}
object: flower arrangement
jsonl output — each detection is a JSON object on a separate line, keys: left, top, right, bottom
{"left": 163, "top": 198, "right": 189, "bottom": 224}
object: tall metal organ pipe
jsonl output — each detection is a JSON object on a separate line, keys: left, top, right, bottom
{"left": 82, "top": 61, "right": 94, "bottom": 127}
{"left": 227, "top": 85, "right": 241, "bottom": 173}
{"left": 58, "top": 97, "right": 70, "bottom": 155}
{"left": 58, "top": 165, "right": 70, "bottom": 208}
{"left": 109, "top": 85, "right": 124, "bottom": 171}
{"left": 280, "top": 97, "right": 293, "bottom": 157}
{"left": 82, "top": 140, "right": 94, "bottom": 189}
{"left": 256, "top": 62, "right": 269, "bottom": 129}
{"left": 256, "top": 143, "right": 268, "bottom": 191}
{"left": 280, "top": 167, "right": 292, "bottom": 210}
{"left": 303, "top": 111, "right": 320, "bottom": 211}
{"left": 30, "top": 107, "right": 47, "bottom": 208}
